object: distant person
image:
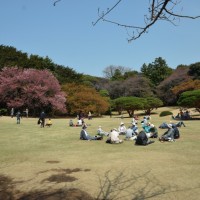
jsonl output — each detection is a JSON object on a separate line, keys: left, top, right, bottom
{"left": 80, "top": 125, "right": 102, "bottom": 140}
{"left": 97, "top": 126, "right": 109, "bottom": 136}
{"left": 45, "top": 119, "right": 52, "bottom": 127}
{"left": 159, "top": 124, "right": 175, "bottom": 142}
{"left": 118, "top": 122, "right": 127, "bottom": 135}
{"left": 88, "top": 111, "right": 92, "bottom": 120}
{"left": 135, "top": 131, "right": 155, "bottom": 146}
{"left": 125, "top": 127, "right": 137, "bottom": 141}
{"left": 16, "top": 111, "right": 21, "bottom": 124}
{"left": 149, "top": 124, "right": 158, "bottom": 138}
{"left": 77, "top": 119, "right": 83, "bottom": 126}
{"left": 11, "top": 107, "right": 14, "bottom": 118}
{"left": 109, "top": 128, "right": 123, "bottom": 144}
{"left": 69, "top": 119, "right": 74, "bottom": 127}
{"left": 25, "top": 108, "right": 29, "bottom": 118}
{"left": 40, "top": 111, "right": 46, "bottom": 128}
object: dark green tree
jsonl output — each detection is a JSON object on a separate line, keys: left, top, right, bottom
{"left": 141, "top": 57, "right": 173, "bottom": 86}
{"left": 112, "top": 97, "right": 145, "bottom": 117}
{"left": 188, "top": 62, "right": 200, "bottom": 79}
{"left": 177, "top": 89, "right": 200, "bottom": 112}
{"left": 143, "top": 97, "right": 163, "bottom": 115}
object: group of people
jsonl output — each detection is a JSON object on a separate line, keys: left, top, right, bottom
{"left": 79, "top": 115, "right": 185, "bottom": 145}
{"left": 172, "top": 109, "right": 191, "bottom": 120}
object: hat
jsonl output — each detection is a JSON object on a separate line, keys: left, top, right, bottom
{"left": 120, "top": 122, "right": 124, "bottom": 125}
{"left": 99, "top": 125, "right": 101, "bottom": 128}
{"left": 113, "top": 128, "right": 117, "bottom": 131}
{"left": 151, "top": 124, "right": 155, "bottom": 127}
{"left": 168, "top": 124, "right": 172, "bottom": 128}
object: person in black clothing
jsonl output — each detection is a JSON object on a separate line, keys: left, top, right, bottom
{"left": 135, "top": 131, "right": 155, "bottom": 146}
{"left": 40, "top": 111, "right": 46, "bottom": 128}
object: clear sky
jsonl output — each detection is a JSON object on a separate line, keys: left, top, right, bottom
{"left": 0, "top": 0, "right": 200, "bottom": 77}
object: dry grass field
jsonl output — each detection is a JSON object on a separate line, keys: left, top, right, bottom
{"left": 0, "top": 107, "right": 200, "bottom": 200}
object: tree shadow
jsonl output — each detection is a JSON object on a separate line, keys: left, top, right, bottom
{"left": 95, "top": 169, "right": 200, "bottom": 200}
{"left": 1, "top": 170, "right": 200, "bottom": 200}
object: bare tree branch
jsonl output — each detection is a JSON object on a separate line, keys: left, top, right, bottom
{"left": 53, "top": 0, "right": 61, "bottom": 6}
{"left": 93, "top": 0, "right": 200, "bottom": 42}
{"left": 53, "top": 0, "right": 200, "bottom": 42}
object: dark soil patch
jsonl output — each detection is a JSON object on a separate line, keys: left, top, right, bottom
{"left": 19, "top": 188, "right": 94, "bottom": 200}
{"left": 0, "top": 175, "right": 14, "bottom": 200}
{"left": 38, "top": 168, "right": 91, "bottom": 175}
{"left": 57, "top": 168, "right": 82, "bottom": 174}
{"left": 42, "top": 174, "right": 78, "bottom": 183}
{"left": 84, "top": 169, "right": 91, "bottom": 172}
{"left": 0, "top": 174, "right": 94, "bottom": 200}
{"left": 46, "top": 161, "right": 60, "bottom": 164}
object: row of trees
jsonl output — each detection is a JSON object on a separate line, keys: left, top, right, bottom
{"left": 0, "top": 45, "right": 200, "bottom": 116}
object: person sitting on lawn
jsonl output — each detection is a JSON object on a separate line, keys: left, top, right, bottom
{"left": 45, "top": 119, "right": 52, "bottom": 127}
{"left": 159, "top": 121, "right": 186, "bottom": 129}
{"left": 69, "top": 119, "right": 74, "bottom": 127}
{"left": 135, "top": 130, "right": 155, "bottom": 146}
{"left": 118, "top": 122, "right": 127, "bottom": 135}
{"left": 97, "top": 126, "right": 109, "bottom": 136}
{"left": 80, "top": 124, "right": 102, "bottom": 140}
{"left": 76, "top": 118, "right": 83, "bottom": 126}
{"left": 149, "top": 124, "right": 158, "bottom": 138}
{"left": 125, "top": 124, "right": 138, "bottom": 141}
{"left": 159, "top": 124, "right": 175, "bottom": 142}
{"left": 109, "top": 128, "right": 123, "bottom": 144}
{"left": 131, "top": 116, "right": 138, "bottom": 124}
{"left": 142, "top": 122, "right": 152, "bottom": 137}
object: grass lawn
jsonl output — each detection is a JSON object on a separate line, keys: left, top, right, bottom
{"left": 0, "top": 107, "right": 200, "bottom": 200}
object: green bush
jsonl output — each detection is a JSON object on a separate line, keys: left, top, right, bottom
{"left": 159, "top": 111, "right": 173, "bottom": 117}
{"left": 0, "top": 108, "right": 7, "bottom": 116}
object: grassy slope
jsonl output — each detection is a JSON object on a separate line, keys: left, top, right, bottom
{"left": 0, "top": 107, "right": 200, "bottom": 199}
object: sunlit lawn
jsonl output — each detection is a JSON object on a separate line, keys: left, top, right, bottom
{"left": 0, "top": 107, "right": 200, "bottom": 199}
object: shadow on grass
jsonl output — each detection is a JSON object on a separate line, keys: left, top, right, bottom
{"left": 1, "top": 169, "right": 200, "bottom": 200}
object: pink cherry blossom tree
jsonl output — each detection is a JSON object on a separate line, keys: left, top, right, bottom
{"left": 0, "top": 67, "right": 66, "bottom": 116}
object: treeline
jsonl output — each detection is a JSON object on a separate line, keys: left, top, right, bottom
{"left": 0, "top": 45, "right": 200, "bottom": 116}
{"left": 0, "top": 45, "right": 83, "bottom": 84}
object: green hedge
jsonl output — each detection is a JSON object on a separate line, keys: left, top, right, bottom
{"left": 159, "top": 111, "right": 173, "bottom": 117}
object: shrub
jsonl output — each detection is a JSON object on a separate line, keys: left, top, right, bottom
{"left": 159, "top": 111, "right": 173, "bottom": 117}
{"left": 0, "top": 108, "right": 7, "bottom": 116}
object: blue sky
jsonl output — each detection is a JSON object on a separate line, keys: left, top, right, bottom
{"left": 0, "top": 0, "right": 200, "bottom": 77}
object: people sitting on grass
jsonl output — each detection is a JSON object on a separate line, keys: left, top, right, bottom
{"left": 159, "top": 121, "right": 186, "bottom": 129}
{"left": 142, "top": 122, "right": 151, "bottom": 137}
{"left": 80, "top": 124, "right": 102, "bottom": 141}
{"left": 125, "top": 125, "right": 138, "bottom": 141}
{"left": 107, "top": 128, "right": 123, "bottom": 144}
{"left": 45, "top": 119, "right": 52, "bottom": 127}
{"left": 77, "top": 118, "right": 83, "bottom": 126}
{"left": 141, "top": 116, "right": 148, "bottom": 125}
{"left": 172, "top": 110, "right": 191, "bottom": 120}
{"left": 135, "top": 131, "right": 155, "bottom": 146}
{"left": 118, "top": 122, "right": 127, "bottom": 135}
{"left": 97, "top": 126, "right": 109, "bottom": 136}
{"left": 131, "top": 116, "right": 138, "bottom": 124}
{"left": 159, "top": 124, "right": 175, "bottom": 142}
{"left": 69, "top": 119, "right": 74, "bottom": 127}
{"left": 149, "top": 124, "right": 158, "bottom": 138}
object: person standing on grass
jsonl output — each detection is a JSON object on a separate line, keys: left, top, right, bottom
{"left": 40, "top": 111, "right": 46, "bottom": 128}
{"left": 16, "top": 111, "right": 21, "bottom": 124}
{"left": 25, "top": 108, "right": 29, "bottom": 118}
{"left": 11, "top": 107, "right": 14, "bottom": 118}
